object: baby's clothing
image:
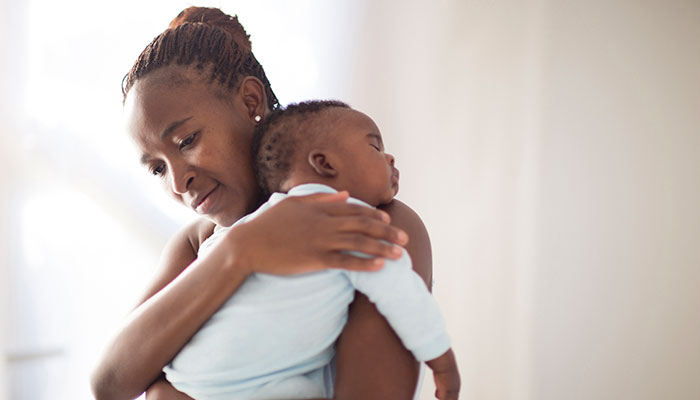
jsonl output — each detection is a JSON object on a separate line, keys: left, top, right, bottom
{"left": 163, "top": 183, "right": 450, "bottom": 399}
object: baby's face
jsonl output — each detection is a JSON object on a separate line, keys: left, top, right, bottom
{"left": 327, "top": 109, "right": 399, "bottom": 206}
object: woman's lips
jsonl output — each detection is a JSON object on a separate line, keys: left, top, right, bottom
{"left": 195, "top": 184, "right": 220, "bottom": 214}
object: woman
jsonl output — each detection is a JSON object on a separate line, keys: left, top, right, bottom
{"left": 90, "top": 7, "right": 434, "bottom": 399}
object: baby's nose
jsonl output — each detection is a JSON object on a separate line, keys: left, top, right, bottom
{"left": 385, "top": 153, "right": 395, "bottom": 166}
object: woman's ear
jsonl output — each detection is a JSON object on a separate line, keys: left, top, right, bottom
{"left": 238, "top": 76, "right": 267, "bottom": 121}
{"left": 308, "top": 150, "right": 338, "bottom": 178}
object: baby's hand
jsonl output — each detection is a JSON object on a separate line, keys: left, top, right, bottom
{"left": 426, "top": 349, "right": 460, "bottom": 400}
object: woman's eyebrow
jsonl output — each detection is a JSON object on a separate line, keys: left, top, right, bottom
{"left": 140, "top": 152, "right": 154, "bottom": 165}
{"left": 161, "top": 116, "right": 193, "bottom": 139}
{"left": 140, "top": 153, "right": 151, "bottom": 165}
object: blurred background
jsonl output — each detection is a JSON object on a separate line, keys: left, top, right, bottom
{"left": 1, "top": 0, "right": 699, "bottom": 399}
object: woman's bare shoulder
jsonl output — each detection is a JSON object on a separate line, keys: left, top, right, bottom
{"left": 184, "top": 217, "right": 218, "bottom": 252}
{"left": 379, "top": 199, "right": 433, "bottom": 288}
{"left": 164, "top": 217, "right": 217, "bottom": 262}
{"left": 136, "top": 217, "right": 216, "bottom": 305}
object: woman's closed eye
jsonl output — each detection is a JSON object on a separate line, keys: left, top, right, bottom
{"left": 370, "top": 143, "right": 381, "bottom": 151}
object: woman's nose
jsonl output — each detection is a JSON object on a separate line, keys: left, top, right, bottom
{"left": 170, "top": 164, "right": 195, "bottom": 195}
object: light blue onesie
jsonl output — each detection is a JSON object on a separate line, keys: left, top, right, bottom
{"left": 164, "top": 184, "right": 450, "bottom": 399}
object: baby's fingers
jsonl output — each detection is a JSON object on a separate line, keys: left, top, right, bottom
{"left": 435, "top": 380, "right": 460, "bottom": 400}
{"left": 433, "top": 371, "right": 461, "bottom": 400}
{"left": 435, "top": 389, "right": 460, "bottom": 400}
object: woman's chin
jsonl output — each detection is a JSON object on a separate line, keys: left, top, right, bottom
{"left": 209, "top": 213, "right": 238, "bottom": 228}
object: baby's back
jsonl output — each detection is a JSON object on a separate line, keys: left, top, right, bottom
{"left": 163, "top": 186, "right": 449, "bottom": 399}
{"left": 164, "top": 269, "right": 354, "bottom": 398}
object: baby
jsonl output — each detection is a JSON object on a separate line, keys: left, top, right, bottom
{"left": 163, "top": 100, "right": 460, "bottom": 399}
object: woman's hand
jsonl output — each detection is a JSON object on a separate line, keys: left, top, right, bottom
{"left": 219, "top": 191, "right": 409, "bottom": 275}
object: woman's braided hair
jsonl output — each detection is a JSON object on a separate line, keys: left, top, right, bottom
{"left": 122, "top": 6, "right": 279, "bottom": 110}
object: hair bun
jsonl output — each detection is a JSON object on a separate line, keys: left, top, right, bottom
{"left": 168, "top": 6, "right": 252, "bottom": 52}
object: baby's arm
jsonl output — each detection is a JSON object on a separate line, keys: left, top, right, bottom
{"left": 333, "top": 200, "right": 434, "bottom": 398}
{"left": 346, "top": 250, "right": 448, "bottom": 359}
{"left": 346, "top": 246, "right": 460, "bottom": 399}
{"left": 426, "top": 349, "right": 461, "bottom": 400}
{"left": 381, "top": 201, "right": 460, "bottom": 399}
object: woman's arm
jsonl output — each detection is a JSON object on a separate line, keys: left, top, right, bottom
{"left": 145, "top": 374, "right": 194, "bottom": 400}
{"left": 90, "top": 218, "right": 249, "bottom": 400}
{"left": 90, "top": 192, "right": 408, "bottom": 400}
{"left": 333, "top": 199, "right": 433, "bottom": 400}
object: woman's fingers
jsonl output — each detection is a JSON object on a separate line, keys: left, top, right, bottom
{"left": 280, "top": 196, "right": 407, "bottom": 246}
{"left": 292, "top": 194, "right": 392, "bottom": 223}
{"left": 331, "top": 216, "right": 408, "bottom": 247}
{"left": 329, "top": 232, "right": 405, "bottom": 260}
{"left": 226, "top": 193, "right": 412, "bottom": 275}
{"left": 322, "top": 252, "right": 386, "bottom": 271}
{"left": 322, "top": 201, "right": 391, "bottom": 222}
{"left": 294, "top": 190, "right": 350, "bottom": 204}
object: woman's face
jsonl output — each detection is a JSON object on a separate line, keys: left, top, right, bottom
{"left": 124, "top": 69, "right": 260, "bottom": 227}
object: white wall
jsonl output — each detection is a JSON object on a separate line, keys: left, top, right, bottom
{"left": 347, "top": 0, "right": 700, "bottom": 399}
{"left": 347, "top": 1, "right": 545, "bottom": 398}
{"left": 533, "top": 2, "right": 700, "bottom": 399}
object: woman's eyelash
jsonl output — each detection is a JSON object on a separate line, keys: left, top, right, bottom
{"left": 148, "top": 131, "right": 199, "bottom": 176}
{"left": 179, "top": 132, "right": 198, "bottom": 150}
{"left": 370, "top": 143, "right": 381, "bottom": 151}
{"left": 151, "top": 164, "right": 165, "bottom": 176}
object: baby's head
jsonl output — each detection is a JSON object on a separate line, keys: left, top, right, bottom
{"left": 252, "top": 100, "right": 399, "bottom": 207}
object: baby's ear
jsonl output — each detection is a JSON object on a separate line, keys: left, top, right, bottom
{"left": 308, "top": 150, "right": 338, "bottom": 178}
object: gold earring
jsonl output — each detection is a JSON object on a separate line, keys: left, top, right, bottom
{"left": 254, "top": 115, "right": 262, "bottom": 123}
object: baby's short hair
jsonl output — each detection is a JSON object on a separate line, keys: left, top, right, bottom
{"left": 252, "top": 100, "right": 350, "bottom": 196}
